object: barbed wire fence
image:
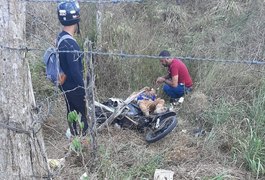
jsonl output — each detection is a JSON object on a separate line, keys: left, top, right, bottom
{"left": 2, "top": 43, "right": 265, "bottom": 127}
{"left": 1, "top": 41, "right": 265, "bottom": 122}
{"left": 2, "top": 44, "right": 265, "bottom": 64}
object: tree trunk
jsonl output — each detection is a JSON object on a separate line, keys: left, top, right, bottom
{"left": 0, "top": 1, "right": 49, "bottom": 179}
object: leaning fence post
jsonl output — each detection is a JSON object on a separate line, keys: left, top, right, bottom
{"left": 84, "top": 39, "right": 97, "bottom": 157}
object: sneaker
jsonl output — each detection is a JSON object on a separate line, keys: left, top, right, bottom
{"left": 170, "top": 98, "right": 178, "bottom": 103}
{"left": 178, "top": 97, "right": 184, "bottom": 103}
{"left": 170, "top": 97, "right": 184, "bottom": 106}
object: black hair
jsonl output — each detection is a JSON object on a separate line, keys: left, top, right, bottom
{"left": 159, "top": 50, "right": 171, "bottom": 57}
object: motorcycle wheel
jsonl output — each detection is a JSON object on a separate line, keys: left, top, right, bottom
{"left": 145, "top": 115, "right": 177, "bottom": 143}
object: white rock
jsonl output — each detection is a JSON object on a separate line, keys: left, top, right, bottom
{"left": 154, "top": 169, "right": 174, "bottom": 180}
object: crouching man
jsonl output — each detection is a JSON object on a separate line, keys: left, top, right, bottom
{"left": 156, "top": 50, "right": 193, "bottom": 102}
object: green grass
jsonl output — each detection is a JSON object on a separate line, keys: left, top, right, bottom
{"left": 239, "top": 80, "right": 265, "bottom": 178}
{"left": 204, "top": 173, "right": 227, "bottom": 180}
{"left": 29, "top": 55, "right": 55, "bottom": 98}
{"left": 121, "top": 155, "right": 163, "bottom": 179}
{"left": 237, "top": 130, "right": 265, "bottom": 178}
{"left": 96, "top": 144, "right": 163, "bottom": 179}
{"left": 203, "top": 98, "right": 246, "bottom": 126}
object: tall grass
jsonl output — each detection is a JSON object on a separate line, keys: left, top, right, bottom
{"left": 238, "top": 130, "right": 265, "bottom": 179}
{"left": 239, "top": 80, "right": 265, "bottom": 178}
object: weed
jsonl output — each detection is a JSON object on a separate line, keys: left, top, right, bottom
{"left": 205, "top": 173, "right": 226, "bottom": 180}
{"left": 122, "top": 155, "right": 163, "bottom": 179}
{"left": 238, "top": 130, "right": 265, "bottom": 178}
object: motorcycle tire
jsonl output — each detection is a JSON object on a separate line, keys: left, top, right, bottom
{"left": 145, "top": 115, "right": 177, "bottom": 143}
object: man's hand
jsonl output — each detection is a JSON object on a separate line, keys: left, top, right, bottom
{"left": 156, "top": 77, "right": 165, "bottom": 85}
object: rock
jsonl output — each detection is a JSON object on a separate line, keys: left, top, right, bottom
{"left": 154, "top": 169, "right": 174, "bottom": 180}
{"left": 48, "top": 158, "right": 65, "bottom": 171}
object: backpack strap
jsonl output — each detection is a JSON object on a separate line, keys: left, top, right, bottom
{"left": 56, "top": 34, "right": 76, "bottom": 48}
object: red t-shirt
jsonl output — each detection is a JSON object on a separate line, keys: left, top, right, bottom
{"left": 168, "top": 59, "right": 193, "bottom": 87}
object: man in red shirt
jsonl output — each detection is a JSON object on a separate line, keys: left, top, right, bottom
{"left": 156, "top": 50, "right": 193, "bottom": 101}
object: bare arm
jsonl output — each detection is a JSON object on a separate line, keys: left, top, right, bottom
{"left": 156, "top": 74, "right": 170, "bottom": 84}
{"left": 164, "top": 75, "right": 178, "bottom": 87}
{"left": 162, "top": 74, "right": 170, "bottom": 79}
{"left": 157, "top": 75, "right": 178, "bottom": 87}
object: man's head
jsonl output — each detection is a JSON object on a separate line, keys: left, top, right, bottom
{"left": 159, "top": 50, "right": 171, "bottom": 67}
{"left": 57, "top": 1, "right": 80, "bottom": 33}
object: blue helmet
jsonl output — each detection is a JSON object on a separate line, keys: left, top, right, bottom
{"left": 57, "top": 0, "right": 80, "bottom": 26}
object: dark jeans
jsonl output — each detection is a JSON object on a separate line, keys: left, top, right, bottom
{"left": 64, "top": 93, "right": 89, "bottom": 136}
{"left": 163, "top": 83, "right": 192, "bottom": 99}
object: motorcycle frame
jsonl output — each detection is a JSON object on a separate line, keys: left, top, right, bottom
{"left": 95, "top": 101, "right": 140, "bottom": 126}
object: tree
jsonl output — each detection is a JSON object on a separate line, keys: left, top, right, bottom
{"left": 0, "top": 1, "right": 49, "bottom": 179}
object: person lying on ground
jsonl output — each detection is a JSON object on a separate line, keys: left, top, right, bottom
{"left": 136, "top": 87, "right": 167, "bottom": 116}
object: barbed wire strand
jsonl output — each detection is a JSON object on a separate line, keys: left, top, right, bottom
{"left": 1, "top": 44, "right": 265, "bottom": 65}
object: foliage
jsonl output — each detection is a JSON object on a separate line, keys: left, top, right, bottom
{"left": 239, "top": 80, "right": 265, "bottom": 177}
{"left": 67, "top": 110, "right": 86, "bottom": 156}
{"left": 205, "top": 173, "right": 227, "bottom": 180}
{"left": 27, "top": 0, "right": 265, "bottom": 178}
{"left": 236, "top": 126, "right": 265, "bottom": 178}
{"left": 203, "top": 98, "right": 246, "bottom": 126}
{"left": 67, "top": 110, "right": 84, "bottom": 131}
{"left": 122, "top": 155, "right": 162, "bottom": 179}
{"left": 29, "top": 54, "right": 55, "bottom": 98}
{"left": 96, "top": 144, "right": 163, "bottom": 179}
{"left": 70, "top": 137, "right": 82, "bottom": 155}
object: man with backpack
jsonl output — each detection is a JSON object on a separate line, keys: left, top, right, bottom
{"left": 57, "top": 0, "right": 88, "bottom": 136}
{"left": 156, "top": 50, "right": 193, "bottom": 102}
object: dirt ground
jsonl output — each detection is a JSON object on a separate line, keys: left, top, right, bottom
{"left": 42, "top": 93, "right": 253, "bottom": 180}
